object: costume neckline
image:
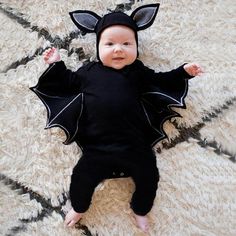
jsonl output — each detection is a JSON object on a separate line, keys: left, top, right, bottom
{"left": 97, "top": 60, "right": 139, "bottom": 74}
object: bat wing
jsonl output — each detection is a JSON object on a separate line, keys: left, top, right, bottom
{"left": 30, "top": 63, "right": 83, "bottom": 145}
{"left": 141, "top": 77, "right": 189, "bottom": 147}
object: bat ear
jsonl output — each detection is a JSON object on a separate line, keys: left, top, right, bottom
{"left": 69, "top": 10, "right": 101, "bottom": 33}
{"left": 130, "top": 3, "right": 160, "bottom": 31}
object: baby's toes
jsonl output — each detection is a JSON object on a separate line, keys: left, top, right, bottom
{"left": 67, "top": 220, "right": 76, "bottom": 227}
{"left": 139, "top": 222, "right": 149, "bottom": 233}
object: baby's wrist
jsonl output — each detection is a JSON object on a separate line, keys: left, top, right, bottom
{"left": 45, "top": 58, "right": 61, "bottom": 65}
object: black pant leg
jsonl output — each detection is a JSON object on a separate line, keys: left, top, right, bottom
{"left": 69, "top": 157, "right": 107, "bottom": 213}
{"left": 130, "top": 155, "right": 159, "bottom": 216}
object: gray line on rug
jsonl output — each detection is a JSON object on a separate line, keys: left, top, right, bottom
{"left": 5, "top": 224, "right": 27, "bottom": 236}
{"left": 0, "top": 3, "right": 88, "bottom": 73}
{"left": 0, "top": 2, "right": 81, "bottom": 44}
{"left": 2, "top": 45, "right": 87, "bottom": 73}
{"left": 157, "top": 97, "right": 236, "bottom": 163}
{"left": 0, "top": 173, "right": 95, "bottom": 236}
{"left": 197, "top": 139, "right": 235, "bottom": 163}
{"left": 0, "top": 2, "right": 31, "bottom": 27}
{"left": 112, "top": 0, "right": 135, "bottom": 12}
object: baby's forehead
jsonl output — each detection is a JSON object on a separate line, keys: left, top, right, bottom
{"left": 100, "top": 25, "right": 136, "bottom": 37}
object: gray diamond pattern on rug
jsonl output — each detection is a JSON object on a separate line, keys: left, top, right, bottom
{"left": 0, "top": 1, "right": 236, "bottom": 235}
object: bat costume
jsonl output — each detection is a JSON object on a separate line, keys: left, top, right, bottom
{"left": 30, "top": 4, "right": 193, "bottom": 215}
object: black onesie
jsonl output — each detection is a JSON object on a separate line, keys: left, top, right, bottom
{"left": 30, "top": 59, "right": 192, "bottom": 215}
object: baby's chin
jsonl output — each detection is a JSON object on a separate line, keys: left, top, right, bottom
{"left": 103, "top": 60, "right": 136, "bottom": 70}
{"left": 110, "top": 64, "right": 127, "bottom": 70}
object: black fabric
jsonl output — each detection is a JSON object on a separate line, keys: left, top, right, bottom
{"left": 70, "top": 148, "right": 159, "bottom": 214}
{"left": 95, "top": 12, "right": 138, "bottom": 37}
{"left": 30, "top": 61, "right": 83, "bottom": 144}
{"left": 30, "top": 59, "right": 192, "bottom": 214}
{"left": 69, "top": 3, "right": 160, "bottom": 34}
{"left": 30, "top": 60, "right": 191, "bottom": 146}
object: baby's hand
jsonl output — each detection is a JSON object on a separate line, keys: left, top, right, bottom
{"left": 43, "top": 47, "right": 61, "bottom": 64}
{"left": 184, "top": 63, "right": 203, "bottom": 77}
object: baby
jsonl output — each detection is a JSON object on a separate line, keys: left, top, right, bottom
{"left": 31, "top": 4, "right": 202, "bottom": 233}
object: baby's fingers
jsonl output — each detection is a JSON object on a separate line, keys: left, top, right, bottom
{"left": 193, "top": 64, "right": 204, "bottom": 74}
{"left": 196, "top": 65, "right": 204, "bottom": 74}
{"left": 43, "top": 48, "right": 51, "bottom": 55}
{"left": 43, "top": 50, "right": 50, "bottom": 59}
{"left": 43, "top": 47, "right": 55, "bottom": 56}
{"left": 49, "top": 47, "right": 56, "bottom": 54}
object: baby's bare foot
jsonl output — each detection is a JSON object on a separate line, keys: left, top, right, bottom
{"left": 65, "top": 208, "right": 83, "bottom": 227}
{"left": 134, "top": 213, "right": 149, "bottom": 233}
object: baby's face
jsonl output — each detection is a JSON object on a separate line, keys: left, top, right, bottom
{"left": 98, "top": 25, "right": 137, "bottom": 70}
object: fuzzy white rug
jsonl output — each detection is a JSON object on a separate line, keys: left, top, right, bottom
{"left": 0, "top": 0, "right": 236, "bottom": 235}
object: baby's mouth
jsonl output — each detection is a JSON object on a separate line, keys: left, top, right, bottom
{"left": 112, "top": 57, "right": 125, "bottom": 61}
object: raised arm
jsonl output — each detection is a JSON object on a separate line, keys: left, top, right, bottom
{"left": 36, "top": 48, "right": 81, "bottom": 95}
{"left": 153, "top": 62, "right": 203, "bottom": 82}
{"left": 29, "top": 48, "right": 84, "bottom": 145}
{"left": 137, "top": 61, "right": 203, "bottom": 94}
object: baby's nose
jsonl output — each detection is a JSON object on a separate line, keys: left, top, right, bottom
{"left": 114, "top": 44, "right": 123, "bottom": 52}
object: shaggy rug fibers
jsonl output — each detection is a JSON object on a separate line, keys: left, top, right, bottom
{"left": 0, "top": 0, "right": 236, "bottom": 235}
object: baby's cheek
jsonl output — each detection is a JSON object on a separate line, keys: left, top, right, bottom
{"left": 99, "top": 52, "right": 111, "bottom": 66}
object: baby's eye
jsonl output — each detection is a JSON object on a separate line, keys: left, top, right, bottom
{"left": 123, "top": 42, "right": 131, "bottom": 46}
{"left": 105, "top": 42, "right": 113, "bottom": 46}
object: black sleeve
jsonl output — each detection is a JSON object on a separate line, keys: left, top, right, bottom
{"left": 153, "top": 64, "right": 193, "bottom": 81}
{"left": 137, "top": 60, "right": 193, "bottom": 86}
{"left": 151, "top": 64, "right": 194, "bottom": 99}
{"left": 135, "top": 60, "right": 194, "bottom": 100}
{"left": 33, "top": 61, "right": 82, "bottom": 96}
